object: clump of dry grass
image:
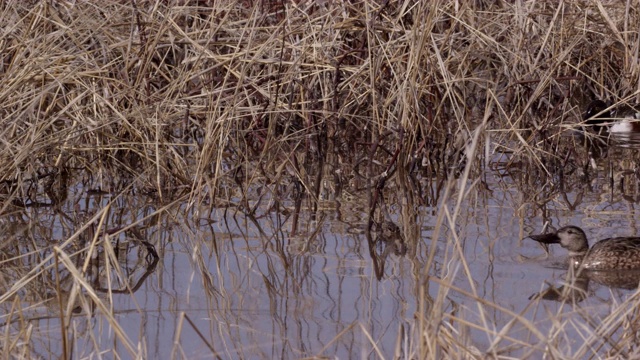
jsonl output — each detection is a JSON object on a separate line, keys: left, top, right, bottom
{"left": 0, "top": 1, "right": 638, "bottom": 203}
{"left": 1, "top": 0, "right": 640, "bottom": 358}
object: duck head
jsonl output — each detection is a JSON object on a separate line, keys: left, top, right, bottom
{"left": 529, "top": 225, "right": 589, "bottom": 256}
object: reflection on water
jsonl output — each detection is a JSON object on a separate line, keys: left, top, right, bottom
{"left": 531, "top": 270, "right": 589, "bottom": 303}
{"left": 4, "top": 139, "right": 640, "bottom": 358}
{"left": 530, "top": 266, "right": 640, "bottom": 303}
{"left": 610, "top": 131, "right": 640, "bottom": 148}
{"left": 588, "top": 269, "right": 640, "bottom": 289}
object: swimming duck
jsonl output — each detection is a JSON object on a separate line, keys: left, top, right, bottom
{"left": 584, "top": 100, "right": 640, "bottom": 133}
{"left": 529, "top": 225, "right": 640, "bottom": 270}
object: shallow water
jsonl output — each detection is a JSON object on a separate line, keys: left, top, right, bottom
{"left": 4, "top": 137, "right": 640, "bottom": 358}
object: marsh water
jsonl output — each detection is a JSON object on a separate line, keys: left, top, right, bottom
{"left": 4, "top": 131, "right": 640, "bottom": 359}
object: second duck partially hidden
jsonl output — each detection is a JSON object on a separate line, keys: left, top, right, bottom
{"left": 529, "top": 226, "right": 640, "bottom": 271}
{"left": 584, "top": 100, "right": 640, "bottom": 134}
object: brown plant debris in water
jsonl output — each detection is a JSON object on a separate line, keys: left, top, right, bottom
{"left": 2, "top": 1, "right": 640, "bottom": 359}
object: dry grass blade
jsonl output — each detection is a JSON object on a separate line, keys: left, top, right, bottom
{"left": 52, "top": 245, "right": 139, "bottom": 357}
{"left": 2, "top": 0, "right": 640, "bottom": 358}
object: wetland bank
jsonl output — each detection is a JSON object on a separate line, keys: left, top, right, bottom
{"left": 3, "top": 1, "right": 640, "bottom": 358}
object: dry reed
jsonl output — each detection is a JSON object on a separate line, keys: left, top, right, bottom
{"left": 1, "top": 0, "right": 640, "bottom": 358}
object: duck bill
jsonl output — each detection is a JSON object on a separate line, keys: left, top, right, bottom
{"left": 528, "top": 233, "right": 561, "bottom": 244}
